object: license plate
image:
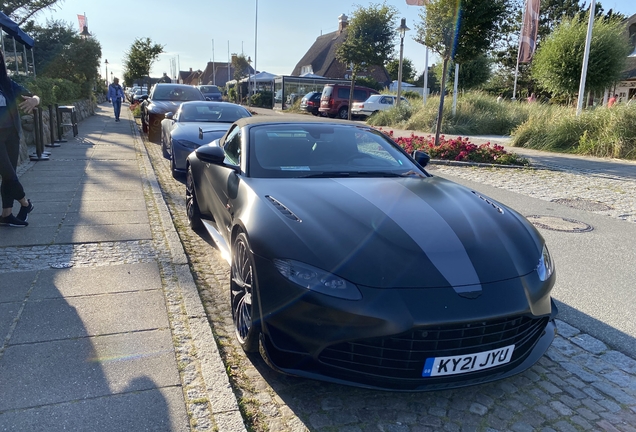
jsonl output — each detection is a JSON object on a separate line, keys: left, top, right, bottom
{"left": 422, "top": 344, "right": 515, "bottom": 377}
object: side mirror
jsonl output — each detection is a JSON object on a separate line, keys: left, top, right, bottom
{"left": 140, "top": 95, "right": 149, "bottom": 101}
{"left": 412, "top": 150, "right": 431, "bottom": 167}
{"left": 195, "top": 144, "right": 226, "bottom": 165}
{"left": 165, "top": 112, "right": 174, "bottom": 120}
{"left": 206, "top": 97, "right": 211, "bottom": 101}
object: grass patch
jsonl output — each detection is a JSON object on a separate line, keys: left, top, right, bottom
{"left": 513, "top": 103, "right": 636, "bottom": 159}
{"left": 368, "top": 92, "right": 531, "bottom": 136}
{"left": 367, "top": 91, "right": 636, "bottom": 160}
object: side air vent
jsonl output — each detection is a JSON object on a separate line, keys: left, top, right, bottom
{"left": 266, "top": 196, "right": 302, "bottom": 222}
{"left": 472, "top": 191, "right": 504, "bottom": 214}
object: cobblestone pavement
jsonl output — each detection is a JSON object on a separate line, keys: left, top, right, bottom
{"left": 140, "top": 123, "right": 636, "bottom": 432}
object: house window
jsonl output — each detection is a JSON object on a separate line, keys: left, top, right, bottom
{"left": 301, "top": 65, "right": 314, "bottom": 75}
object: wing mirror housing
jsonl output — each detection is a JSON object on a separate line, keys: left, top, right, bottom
{"left": 412, "top": 150, "right": 431, "bottom": 167}
{"left": 195, "top": 144, "right": 226, "bottom": 165}
{"left": 164, "top": 112, "right": 174, "bottom": 120}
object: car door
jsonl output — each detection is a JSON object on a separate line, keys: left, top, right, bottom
{"left": 203, "top": 124, "right": 243, "bottom": 240}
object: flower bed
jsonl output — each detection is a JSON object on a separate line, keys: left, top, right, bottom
{"left": 379, "top": 129, "right": 530, "bottom": 166}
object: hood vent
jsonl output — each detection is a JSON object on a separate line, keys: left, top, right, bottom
{"left": 472, "top": 191, "right": 504, "bottom": 214}
{"left": 266, "top": 196, "right": 301, "bottom": 222}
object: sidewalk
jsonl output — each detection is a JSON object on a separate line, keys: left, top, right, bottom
{"left": 0, "top": 105, "right": 246, "bottom": 431}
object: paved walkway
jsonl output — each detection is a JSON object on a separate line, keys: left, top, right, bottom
{"left": 0, "top": 105, "right": 246, "bottom": 431}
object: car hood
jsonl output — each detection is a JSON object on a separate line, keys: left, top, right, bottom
{"left": 245, "top": 176, "right": 544, "bottom": 289}
{"left": 171, "top": 122, "right": 230, "bottom": 142}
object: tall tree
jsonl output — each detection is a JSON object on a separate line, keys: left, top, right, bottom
{"left": 531, "top": 14, "right": 631, "bottom": 101}
{"left": 435, "top": 54, "right": 492, "bottom": 91}
{"left": 491, "top": 0, "right": 585, "bottom": 94}
{"left": 22, "top": 19, "right": 101, "bottom": 98}
{"left": 336, "top": 3, "right": 397, "bottom": 120}
{"left": 122, "top": 38, "right": 164, "bottom": 86}
{"left": 386, "top": 57, "right": 416, "bottom": 83}
{"left": 415, "top": 0, "right": 506, "bottom": 144}
{"left": 1, "top": 0, "right": 62, "bottom": 25}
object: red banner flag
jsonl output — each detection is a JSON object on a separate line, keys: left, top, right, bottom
{"left": 77, "top": 14, "right": 86, "bottom": 33}
{"left": 519, "top": 0, "right": 541, "bottom": 63}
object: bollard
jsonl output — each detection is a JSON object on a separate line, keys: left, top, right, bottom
{"left": 54, "top": 103, "right": 68, "bottom": 143}
{"left": 30, "top": 107, "right": 50, "bottom": 161}
{"left": 46, "top": 104, "right": 60, "bottom": 148}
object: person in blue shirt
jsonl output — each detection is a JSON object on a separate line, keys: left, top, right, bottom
{"left": 0, "top": 49, "right": 38, "bottom": 227}
{"left": 107, "top": 77, "right": 125, "bottom": 122}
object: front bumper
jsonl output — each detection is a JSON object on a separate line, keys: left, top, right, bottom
{"left": 252, "top": 253, "right": 557, "bottom": 391}
{"left": 172, "top": 142, "right": 199, "bottom": 171}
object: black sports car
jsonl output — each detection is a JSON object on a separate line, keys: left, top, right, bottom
{"left": 160, "top": 101, "right": 251, "bottom": 177}
{"left": 141, "top": 83, "right": 205, "bottom": 142}
{"left": 185, "top": 117, "right": 557, "bottom": 391}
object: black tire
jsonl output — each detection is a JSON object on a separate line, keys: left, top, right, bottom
{"left": 171, "top": 153, "right": 180, "bottom": 179}
{"left": 231, "top": 232, "right": 260, "bottom": 353}
{"left": 311, "top": 110, "right": 319, "bottom": 116}
{"left": 148, "top": 121, "right": 161, "bottom": 143}
{"left": 338, "top": 106, "right": 348, "bottom": 120}
{"left": 162, "top": 132, "right": 170, "bottom": 159}
{"left": 142, "top": 114, "right": 148, "bottom": 133}
{"left": 185, "top": 166, "right": 203, "bottom": 230}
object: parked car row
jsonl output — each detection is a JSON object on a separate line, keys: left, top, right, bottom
{"left": 136, "top": 81, "right": 558, "bottom": 392}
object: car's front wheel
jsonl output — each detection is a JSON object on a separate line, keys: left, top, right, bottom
{"left": 231, "top": 233, "right": 260, "bottom": 353}
{"left": 170, "top": 153, "right": 179, "bottom": 179}
{"left": 141, "top": 113, "right": 148, "bottom": 133}
{"left": 185, "top": 166, "right": 203, "bottom": 230}
{"left": 162, "top": 132, "right": 170, "bottom": 159}
{"left": 148, "top": 119, "right": 161, "bottom": 143}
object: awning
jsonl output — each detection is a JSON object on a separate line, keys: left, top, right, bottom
{"left": 0, "top": 12, "right": 34, "bottom": 48}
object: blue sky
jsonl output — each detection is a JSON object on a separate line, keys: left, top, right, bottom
{"left": 34, "top": 0, "right": 636, "bottom": 82}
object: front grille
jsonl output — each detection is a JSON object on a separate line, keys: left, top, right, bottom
{"left": 319, "top": 316, "right": 549, "bottom": 381}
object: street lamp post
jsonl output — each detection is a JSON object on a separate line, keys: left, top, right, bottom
{"left": 247, "top": 56, "right": 252, "bottom": 106}
{"left": 253, "top": 0, "right": 258, "bottom": 105}
{"left": 104, "top": 59, "right": 109, "bottom": 86}
{"left": 396, "top": 18, "right": 410, "bottom": 107}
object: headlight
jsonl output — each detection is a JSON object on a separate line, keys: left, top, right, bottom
{"left": 174, "top": 139, "right": 199, "bottom": 150}
{"left": 536, "top": 245, "right": 554, "bottom": 282}
{"left": 273, "top": 259, "right": 362, "bottom": 300}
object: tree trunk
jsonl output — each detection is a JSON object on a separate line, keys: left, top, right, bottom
{"left": 434, "top": 57, "right": 450, "bottom": 146}
{"left": 348, "top": 69, "right": 357, "bottom": 121}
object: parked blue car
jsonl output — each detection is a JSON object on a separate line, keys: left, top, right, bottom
{"left": 160, "top": 101, "right": 251, "bottom": 177}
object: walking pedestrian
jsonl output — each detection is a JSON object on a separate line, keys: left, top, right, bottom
{"left": 0, "top": 49, "right": 37, "bottom": 227}
{"left": 107, "top": 77, "right": 125, "bottom": 122}
{"left": 607, "top": 94, "right": 618, "bottom": 108}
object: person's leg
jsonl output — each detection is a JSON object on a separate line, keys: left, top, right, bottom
{"left": 114, "top": 99, "right": 121, "bottom": 120}
{"left": 0, "top": 129, "right": 28, "bottom": 217}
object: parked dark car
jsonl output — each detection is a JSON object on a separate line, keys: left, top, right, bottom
{"left": 319, "top": 84, "right": 379, "bottom": 119}
{"left": 197, "top": 85, "right": 223, "bottom": 102}
{"left": 160, "top": 101, "right": 251, "bottom": 177}
{"left": 185, "top": 117, "right": 558, "bottom": 391}
{"left": 141, "top": 84, "right": 205, "bottom": 142}
{"left": 299, "top": 91, "right": 323, "bottom": 116}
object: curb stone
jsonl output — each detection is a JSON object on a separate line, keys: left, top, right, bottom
{"left": 129, "top": 114, "right": 248, "bottom": 432}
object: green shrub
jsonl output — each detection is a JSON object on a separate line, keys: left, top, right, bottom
{"left": 13, "top": 76, "right": 82, "bottom": 107}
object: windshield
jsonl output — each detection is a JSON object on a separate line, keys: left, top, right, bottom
{"left": 199, "top": 85, "right": 221, "bottom": 94}
{"left": 179, "top": 104, "right": 251, "bottom": 123}
{"left": 248, "top": 124, "right": 426, "bottom": 179}
{"left": 152, "top": 85, "right": 205, "bottom": 101}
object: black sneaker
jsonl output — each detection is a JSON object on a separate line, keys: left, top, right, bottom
{"left": 0, "top": 214, "right": 28, "bottom": 227}
{"left": 17, "top": 199, "right": 34, "bottom": 222}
